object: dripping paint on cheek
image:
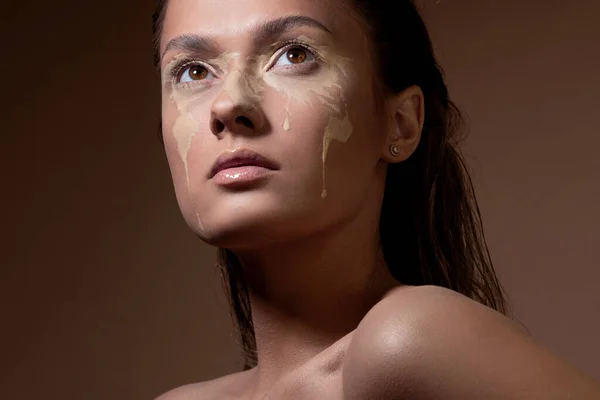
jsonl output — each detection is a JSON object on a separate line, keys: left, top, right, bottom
{"left": 283, "top": 94, "right": 291, "bottom": 132}
{"left": 263, "top": 35, "right": 355, "bottom": 198}
{"left": 161, "top": 52, "right": 237, "bottom": 230}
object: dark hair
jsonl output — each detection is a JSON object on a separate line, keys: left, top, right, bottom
{"left": 152, "top": 0, "right": 512, "bottom": 370}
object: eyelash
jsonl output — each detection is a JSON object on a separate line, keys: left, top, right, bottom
{"left": 168, "top": 39, "right": 320, "bottom": 85}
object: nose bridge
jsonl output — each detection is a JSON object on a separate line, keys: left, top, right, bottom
{"left": 224, "top": 68, "right": 260, "bottom": 114}
{"left": 210, "top": 60, "right": 266, "bottom": 135}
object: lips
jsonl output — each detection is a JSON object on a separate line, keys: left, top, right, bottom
{"left": 208, "top": 149, "right": 280, "bottom": 179}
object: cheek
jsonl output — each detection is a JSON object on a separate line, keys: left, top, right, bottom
{"left": 161, "top": 92, "right": 216, "bottom": 207}
{"left": 323, "top": 80, "right": 385, "bottom": 195}
{"left": 161, "top": 102, "right": 181, "bottom": 162}
{"left": 272, "top": 94, "right": 332, "bottom": 182}
{"left": 295, "top": 124, "right": 332, "bottom": 174}
{"left": 161, "top": 92, "right": 218, "bottom": 232}
{"left": 161, "top": 104, "right": 186, "bottom": 187}
{"left": 265, "top": 70, "right": 380, "bottom": 197}
{"left": 346, "top": 83, "right": 384, "bottom": 154}
{"left": 162, "top": 94, "right": 210, "bottom": 164}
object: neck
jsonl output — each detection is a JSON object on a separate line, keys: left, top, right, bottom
{"left": 231, "top": 205, "right": 400, "bottom": 391}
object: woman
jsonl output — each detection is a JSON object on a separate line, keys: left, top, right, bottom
{"left": 152, "top": 0, "right": 600, "bottom": 398}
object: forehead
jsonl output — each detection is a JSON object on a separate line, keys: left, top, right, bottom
{"left": 161, "top": 0, "right": 360, "bottom": 50}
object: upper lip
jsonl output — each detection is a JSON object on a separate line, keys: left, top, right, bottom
{"left": 208, "top": 148, "right": 280, "bottom": 179}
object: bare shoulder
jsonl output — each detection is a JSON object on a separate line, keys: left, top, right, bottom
{"left": 154, "top": 370, "right": 252, "bottom": 400}
{"left": 349, "top": 284, "right": 524, "bottom": 351}
{"left": 343, "top": 285, "right": 600, "bottom": 399}
{"left": 358, "top": 284, "right": 519, "bottom": 332}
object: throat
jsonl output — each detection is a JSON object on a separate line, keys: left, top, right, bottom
{"left": 248, "top": 329, "right": 354, "bottom": 400}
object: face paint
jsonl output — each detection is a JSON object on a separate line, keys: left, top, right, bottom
{"left": 321, "top": 115, "right": 353, "bottom": 198}
{"left": 221, "top": 54, "right": 267, "bottom": 115}
{"left": 283, "top": 94, "right": 291, "bottom": 131}
{"left": 162, "top": 52, "right": 238, "bottom": 230}
{"left": 263, "top": 35, "right": 354, "bottom": 198}
{"left": 162, "top": 32, "right": 355, "bottom": 232}
{"left": 163, "top": 52, "right": 238, "bottom": 178}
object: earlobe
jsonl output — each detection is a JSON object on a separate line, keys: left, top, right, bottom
{"left": 381, "top": 86, "right": 425, "bottom": 163}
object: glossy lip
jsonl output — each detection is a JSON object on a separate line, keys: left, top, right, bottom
{"left": 208, "top": 148, "right": 280, "bottom": 180}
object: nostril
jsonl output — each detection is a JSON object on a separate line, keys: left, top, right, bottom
{"left": 213, "top": 120, "right": 225, "bottom": 134}
{"left": 236, "top": 116, "right": 254, "bottom": 129}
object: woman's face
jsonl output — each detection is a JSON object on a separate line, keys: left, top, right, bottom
{"left": 160, "top": 0, "right": 391, "bottom": 248}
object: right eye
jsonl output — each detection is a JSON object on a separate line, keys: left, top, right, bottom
{"left": 179, "top": 64, "right": 214, "bottom": 83}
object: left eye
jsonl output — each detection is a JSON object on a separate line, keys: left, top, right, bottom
{"left": 273, "top": 46, "right": 314, "bottom": 67}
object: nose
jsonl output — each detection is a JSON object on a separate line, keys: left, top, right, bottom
{"left": 209, "top": 83, "right": 267, "bottom": 138}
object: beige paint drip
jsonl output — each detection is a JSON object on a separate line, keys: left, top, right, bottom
{"left": 163, "top": 69, "right": 202, "bottom": 227}
{"left": 162, "top": 52, "right": 239, "bottom": 230}
{"left": 283, "top": 95, "right": 291, "bottom": 131}
{"left": 163, "top": 53, "right": 239, "bottom": 178}
{"left": 263, "top": 36, "right": 355, "bottom": 198}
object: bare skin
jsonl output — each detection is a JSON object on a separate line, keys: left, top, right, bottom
{"left": 157, "top": 285, "right": 600, "bottom": 399}
{"left": 156, "top": 0, "right": 600, "bottom": 398}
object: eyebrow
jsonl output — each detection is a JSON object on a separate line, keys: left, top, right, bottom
{"left": 160, "top": 15, "right": 332, "bottom": 64}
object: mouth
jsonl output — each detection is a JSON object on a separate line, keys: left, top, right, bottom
{"left": 208, "top": 148, "right": 280, "bottom": 187}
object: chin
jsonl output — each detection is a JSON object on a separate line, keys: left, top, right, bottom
{"left": 175, "top": 175, "right": 327, "bottom": 250}
{"left": 196, "top": 220, "right": 284, "bottom": 251}
{"left": 184, "top": 200, "right": 299, "bottom": 250}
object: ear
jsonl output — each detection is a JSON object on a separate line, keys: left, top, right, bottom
{"left": 381, "top": 85, "right": 425, "bottom": 163}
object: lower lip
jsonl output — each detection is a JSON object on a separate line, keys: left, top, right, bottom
{"left": 212, "top": 166, "right": 275, "bottom": 187}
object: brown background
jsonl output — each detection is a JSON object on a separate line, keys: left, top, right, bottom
{"left": 1, "top": 0, "right": 598, "bottom": 399}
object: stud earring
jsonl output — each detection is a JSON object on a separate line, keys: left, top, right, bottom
{"left": 389, "top": 144, "right": 400, "bottom": 157}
